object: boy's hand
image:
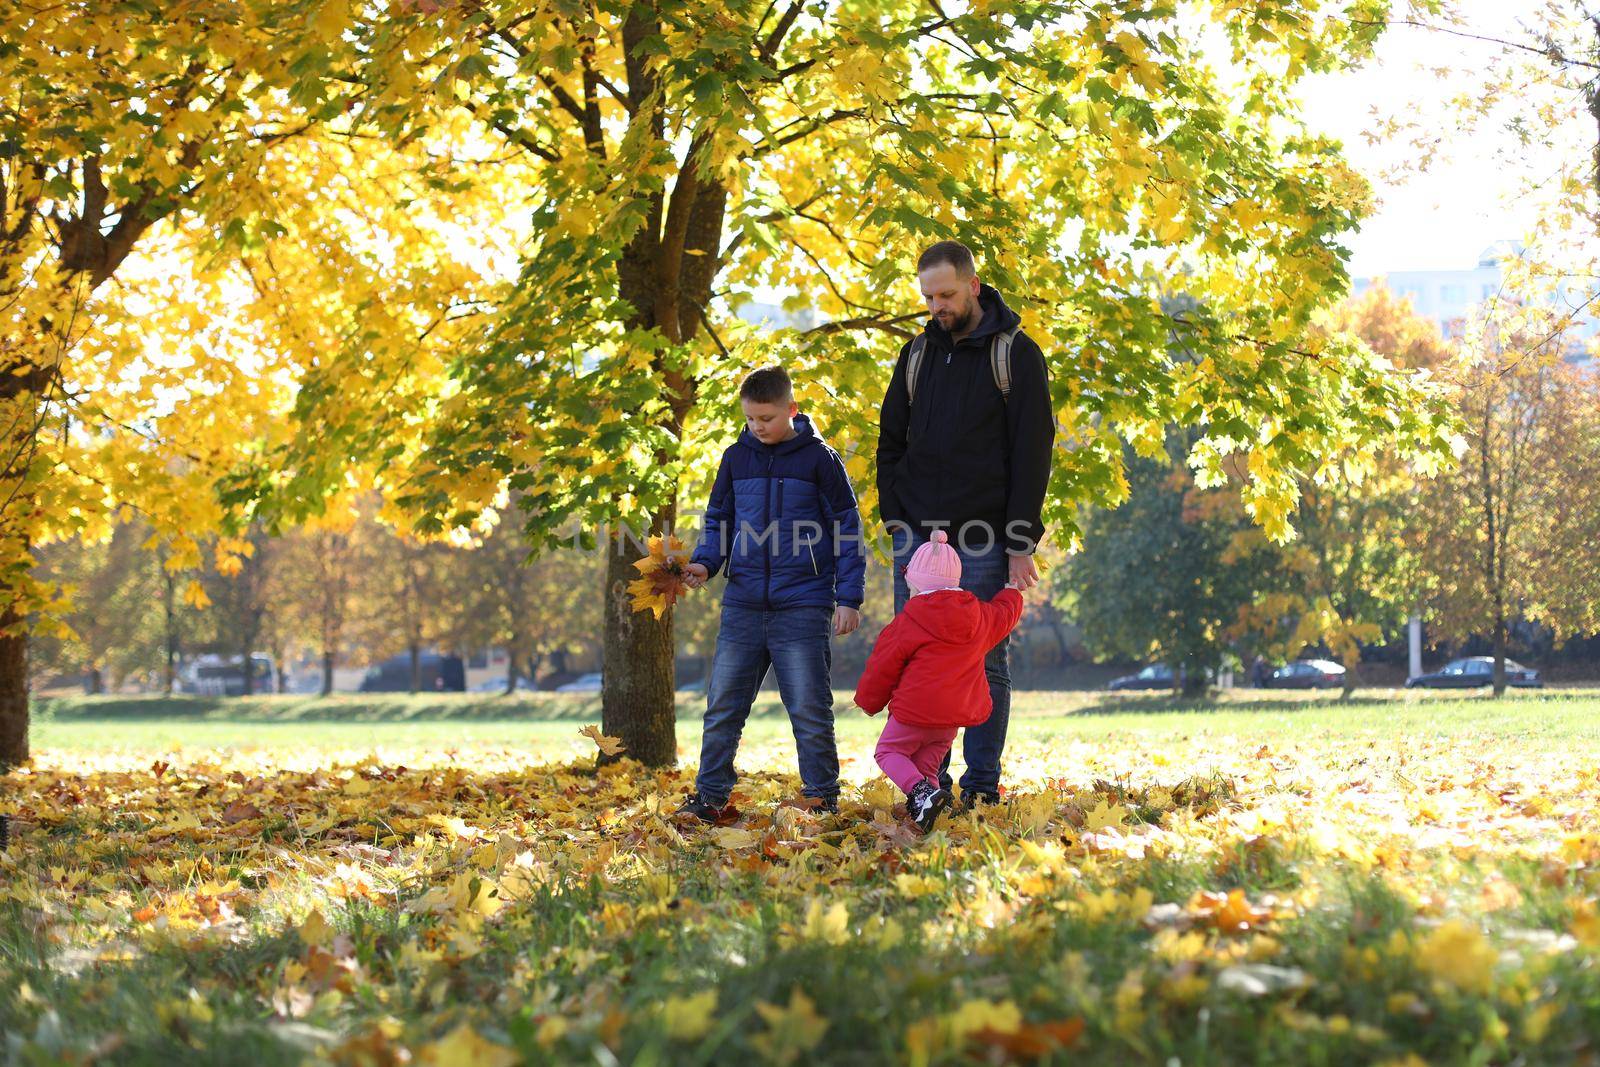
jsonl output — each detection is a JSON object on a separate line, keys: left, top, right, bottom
{"left": 684, "top": 563, "right": 710, "bottom": 589}
{"left": 833, "top": 606, "right": 860, "bottom": 636}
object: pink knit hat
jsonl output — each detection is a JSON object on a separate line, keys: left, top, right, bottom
{"left": 905, "top": 530, "right": 962, "bottom": 592}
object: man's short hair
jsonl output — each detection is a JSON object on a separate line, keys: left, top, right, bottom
{"left": 917, "top": 239, "right": 976, "bottom": 277}
{"left": 739, "top": 365, "right": 793, "bottom": 404}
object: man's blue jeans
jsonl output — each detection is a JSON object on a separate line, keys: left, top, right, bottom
{"left": 694, "top": 603, "right": 839, "bottom": 807}
{"left": 892, "top": 529, "right": 1012, "bottom": 801}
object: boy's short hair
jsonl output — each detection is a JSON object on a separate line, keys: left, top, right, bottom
{"left": 917, "top": 239, "right": 976, "bottom": 277}
{"left": 739, "top": 365, "right": 793, "bottom": 404}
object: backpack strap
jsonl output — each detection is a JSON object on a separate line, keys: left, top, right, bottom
{"left": 990, "top": 326, "right": 1019, "bottom": 400}
{"left": 904, "top": 334, "right": 928, "bottom": 406}
{"left": 906, "top": 326, "right": 1022, "bottom": 405}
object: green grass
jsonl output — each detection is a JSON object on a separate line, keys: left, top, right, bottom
{"left": 32, "top": 686, "right": 1600, "bottom": 754}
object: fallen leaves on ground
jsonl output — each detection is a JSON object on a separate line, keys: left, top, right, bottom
{"left": 5, "top": 718, "right": 1600, "bottom": 1063}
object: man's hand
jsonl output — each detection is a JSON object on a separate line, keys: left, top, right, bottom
{"left": 833, "top": 606, "right": 861, "bottom": 636}
{"left": 683, "top": 562, "right": 710, "bottom": 589}
{"left": 1007, "top": 552, "right": 1040, "bottom": 591}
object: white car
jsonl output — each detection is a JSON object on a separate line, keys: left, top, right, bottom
{"left": 469, "top": 676, "right": 537, "bottom": 693}
{"left": 1265, "top": 659, "right": 1347, "bottom": 689}
{"left": 555, "top": 672, "right": 603, "bottom": 693}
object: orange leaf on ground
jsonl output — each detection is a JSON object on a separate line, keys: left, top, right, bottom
{"left": 970, "top": 1017, "right": 1086, "bottom": 1059}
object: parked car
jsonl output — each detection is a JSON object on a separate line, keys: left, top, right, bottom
{"left": 1108, "top": 664, "right": 1175, "bottom": 691}
{"left": 359, "top": 651, "right": 466, "bottom": 692}
{"left": 1264, "top": 659, "right": 1346, "bottom": 690}
{"left": 555, "top": 672, "right": 604, "bottom": 693}
{"left": 468, "top": 675, "right": 538, "bottom": 693}
{"left": 1406, "top": 656, "right": 1542, "bottom": 689}
{"left": 179, "top": 653, "right": 274, "bottom": 696}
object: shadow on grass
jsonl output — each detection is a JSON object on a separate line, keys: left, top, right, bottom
{"left": 1064, "top": 693, "right": 1397, "bottom": 717}
{"left": 31, "top": 693, "right": 810, "bottom": 725}
{"left": 1066, "top": 685, "right": 1588, "bottom": 718}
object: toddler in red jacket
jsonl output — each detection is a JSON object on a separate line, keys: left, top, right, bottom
{"left": 853, "top": 531, "right": 1024, "bottom": 832}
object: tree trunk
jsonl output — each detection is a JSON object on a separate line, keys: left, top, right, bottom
{"left": 87, "top": 666, "right": 104, "bottom": 695}
{"left": 408, "top": 643, "right": 421, "bottom": 694}
{"left": 240, "top": 644, "right": 255, "bottom": 697}
{"left": 161, "top": 550, "right": 178, "bottom": 696}
{"left": 320, "top": 650, "right": 335, "bottom": 697}
{"left": 0, "top": 615, "right": 27, "bottom": 771}
{"left": 1492, "top": 613, "right": 1508, "bottom": 698}
{"left": 1047, "top": 618, "right": 1071, "bottom": 669}
{"left": 600, "top": 522, "right": 677, "bottom": 766}
{"left": 505, "top": 637, "right": 522, "bottom": 696}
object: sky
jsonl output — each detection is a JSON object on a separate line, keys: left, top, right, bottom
{"left": 1298, "top": 2, "right": 1551, "bottom": 278}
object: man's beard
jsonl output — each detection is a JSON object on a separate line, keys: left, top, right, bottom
{"left": 938, "top": 301, "right": 977, "bottom": 334}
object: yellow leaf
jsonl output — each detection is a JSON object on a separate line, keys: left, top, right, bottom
{"left": 1415, "top": 921, "right": 1497, "bottom": 995}
{"left": 1084, "top": 800, "right": 1129, "bottom": 833}
{"left": 661, "top": 989, "right": 718, "bottom": 1041}
{"left": 798, "top": 899, "right": 849, "bottom": 945}
{"left": 711, "top": 827, "right": 762, "bottom": 850}
{"left": 298, "top": 908, "right": 333, "bottom": 948}
{"left": 751, "top": 989, "right": 827, "bottom": 1065}
{"left": 182, "top": 579, "right": 211, "bottom": 610}
{"left": 418, "top": 1023, "right": 518, "bottom": 1067}
{"left": 579, "top": 724, "right": 626, "bottom": 757}
{"left": 895, "top": 873, "right": 941, "bottom": 898}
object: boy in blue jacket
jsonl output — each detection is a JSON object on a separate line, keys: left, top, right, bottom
{"left": 678, "top": 365, "right": 866, "bottom": 821}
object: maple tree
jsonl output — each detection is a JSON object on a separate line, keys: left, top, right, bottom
{"left": 30, "top": 521, "right": 165, "bottom": 694}
{"left": 217, "top": 0, "right": 1457, "bottom": 766}
{"left": 1411, "top": 312, "right": 1600, "bottom": 695}
{"left": 448, "top": 502, "right": 604, "bottom": 692}
{"left": 1233, "top": 285, "right": 1456, "bottom": 694}
{"left": 1060, "top": 439, "right": 1273, "bottom": 694}
{"left": 263, "top": 501, "right": 371, "bottom": 698}
{"left": 0, "top": 2, "right": 391, "bottom": 765}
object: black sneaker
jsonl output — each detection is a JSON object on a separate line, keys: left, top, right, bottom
{"left": 907, "top": 781, "right": 952, "bottom": 834}
{"left": 676, "top": 793, "right": 735, "bottom": 824}
{"left": 957, "top": 790, "right": 1001, "bottom": 815}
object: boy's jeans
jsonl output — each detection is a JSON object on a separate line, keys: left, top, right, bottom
{"left": 694, "top": 603, "right": 839, "bottom": 807}
{"left": 892, "top": 529, "right": 1012, "bottom": 801}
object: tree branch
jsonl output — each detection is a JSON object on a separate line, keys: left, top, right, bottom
{"left": 759, "top": 0, "right": 809, "bottom": 64}
{"left": 1345, "top": 16, "right": 1600, "bottom": 71}
{"left": 804, "top": 311, "right": 925, "bottom": 339}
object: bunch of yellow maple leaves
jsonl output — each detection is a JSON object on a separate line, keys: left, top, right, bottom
{"left": 627, "top": 535, "right": 693, "bottom": 619}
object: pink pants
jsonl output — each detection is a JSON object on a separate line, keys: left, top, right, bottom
{"left": 874, "top": 715, "right": 959, "bottom": 795}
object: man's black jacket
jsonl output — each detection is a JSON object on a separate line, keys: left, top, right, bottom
{"left": 876, "top": 284, "right": 1054, "bottom": 555}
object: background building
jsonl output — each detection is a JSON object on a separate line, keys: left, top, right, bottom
{"left": 1352, "top": 242, "right": 1599, "bottom": 363}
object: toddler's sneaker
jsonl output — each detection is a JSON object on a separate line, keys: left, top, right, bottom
{"left": 907, "top": 780, "right": 952, "bottom": 834}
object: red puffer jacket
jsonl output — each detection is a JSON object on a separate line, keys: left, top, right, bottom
{"left": 853, "top": 587, "right": 1024, "bottom": 728}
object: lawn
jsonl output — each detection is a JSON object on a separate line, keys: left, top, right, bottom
{"left": 6, "top": 689, "right": 1600, "bottom": 1064}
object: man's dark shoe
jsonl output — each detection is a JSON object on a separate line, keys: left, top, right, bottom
{"left": 957, "top": 790, "right": 1001, "bottom": 815}
{"left": 676, "top": 793, "right": 736, "bottom": 825}
{"left": 907, "top": 780, "right": 952, "bottom": 834}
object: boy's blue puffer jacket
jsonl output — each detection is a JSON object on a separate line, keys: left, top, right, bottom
{"left": 690, "top": 414, "right": 866, "bottom": 611}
